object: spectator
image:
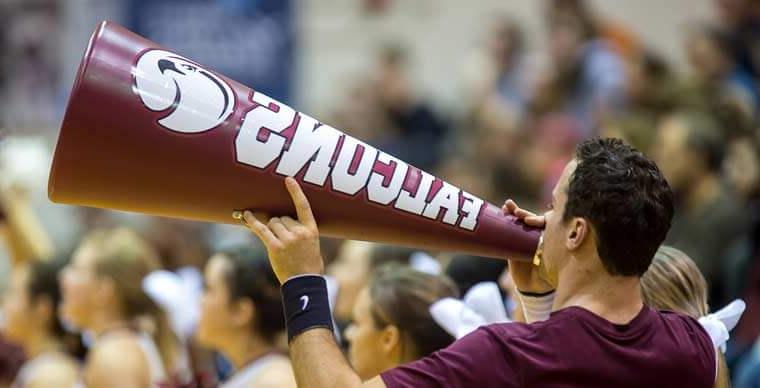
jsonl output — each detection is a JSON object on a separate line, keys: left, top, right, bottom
{"left": 196, "top": 246, "right": 296, "bottom": 388}
{"left": 2, "top": 258, "right": 80, "bottom": 388}
{"left": 327, "top": 241, "right": 419, "bottom": 325}
{"left": 327, "top": 241, "right": 377, "bottom": 324}
{"left": 653, "top": 111, "right": 751, "bottom": 305}
{"left": 713, "top": 0, "right": 760, "bottom": 80}
{"left": 373, "top": 44, "right": 448, "bottom": 171}
{"left": 344, "top": 265, "right": 458, "bottom": 380}
{"left": 545, "top": 0, "right": 641, "bottom": 59}
{"left": 684, "top": 24, "right": 758, "bottom": 117}
{"left": 60, "top": 228, "right": 191, "bottom": 387}
{"left": 531, "top": 1, "right": 626, "bottom": 136}
{"left": 459, "top": 14, "right": 526, "bottom": 108}
{"left": 603, "top": 51, "right": 679, "bottom": 153}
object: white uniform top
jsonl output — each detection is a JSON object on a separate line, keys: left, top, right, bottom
{"left": 11, "top": 352, "right": 77, "bottom": 388}
{"left": 74, "top": 332, "right": 190, "bottom": 388}
{"left": 221, "top": 354, "right": 290, "bottom": 388}
{"left": 136, "top": 333, "right": 169, "bottom": 385}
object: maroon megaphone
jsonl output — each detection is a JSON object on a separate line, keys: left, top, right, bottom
{"left": 48, "top": 21, "right": 541, "bottom": 259}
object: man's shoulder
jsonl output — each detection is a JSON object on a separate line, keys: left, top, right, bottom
{"left": 655, "top": 309, "right": 708, "bottom": 333}
{"left": 653, "top": 309, "right": 717, "bottom": 380}
{"left": 483, "top": 307, "right": 710, "bottom": 348}
{"left": 480, "top": 310, "right": 582, "bottom": 343}
{"left": 654, "top": 309, "right": 714, "bottom": 347}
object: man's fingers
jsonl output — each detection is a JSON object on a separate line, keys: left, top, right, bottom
{"left": 503, "top": 199, "right": 517, "bottom": 214}
{"left": 243, "top": 211, "right": 280, "bottom": 246}
{"left": 524, "top": 215, "right": 546, "bottom": 227}
{"left": 280, "top": 216, "right": 301, "bottom": 230}
{"left": 284, "top": 177, "right": 317, "bottom": 229}
{"left": 514, "top": 207, "right": 537, "bottom": 219}
{"left": 268, "top": 217, "right": 293, "bottom": 240}
{"left": 502, "top": 199, "right": 538, "bottom": 220}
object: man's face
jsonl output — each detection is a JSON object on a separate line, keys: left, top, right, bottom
{"left": 538, "top": 160, "right": 577, "bottom": 287}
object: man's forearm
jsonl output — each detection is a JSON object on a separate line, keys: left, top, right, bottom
{"left": 242, "top": 178, "right": 386, "bottom": 388}
{"left": 289, "top": 328, "right": 363, "bottom": 388}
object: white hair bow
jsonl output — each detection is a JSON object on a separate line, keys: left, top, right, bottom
{"left": 429, "top": 282, "right": 510, "bottom": 339}
{"left": 142, "top": 267, "right": 204, "bottom": 341}
{"left": 698, "top": 299, "right": 746, "bottom": 353}
{"left": 409, "top": 252, "right": 442, "bottom": 275}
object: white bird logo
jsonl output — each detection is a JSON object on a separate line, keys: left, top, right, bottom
{"left": 133, "top": 49, "right": 235, "bottom": 133}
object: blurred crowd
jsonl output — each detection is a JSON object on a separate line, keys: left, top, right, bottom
{"left": 1, "top": 0, "right": 760, "bottom": 387}
{"left": 331, "top": 0, "right": 760, "bottom": 370}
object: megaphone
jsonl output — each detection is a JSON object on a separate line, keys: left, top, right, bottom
{"left": 48, "top": 21, "right": 541, "bottom": 259}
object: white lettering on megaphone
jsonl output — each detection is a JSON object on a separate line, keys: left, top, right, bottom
{"left": 395, "top": 170, "right": 435, "bottom": 216}
{"left": 133, "top": 49, "right": 234, "bottom": 133}
{"left": 422, "top": 181, "right": 462, "bottom": 226}
{"left": 459, "top": 192, "right": 483, "bottom": 231}
{"left": 367, "top": 153, "right": 409, "bottom": 205}
{"left": 233, "top": 92, "right": 484, "bottom": 231}
{"left": 236, "top": 92, "right": 296, "bottom": 168}
{"left": 331, "top": 136, "right": 379, "bottom": 196}
{"left": 276, "top": 114, "right": 342, "bottom": 186}
{"left": 132, "top": 60, "right": 485, "bottom": 231}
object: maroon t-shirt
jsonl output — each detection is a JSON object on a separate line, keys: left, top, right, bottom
{"left": 381, "top": 306, "right": 715, "bottom": 388}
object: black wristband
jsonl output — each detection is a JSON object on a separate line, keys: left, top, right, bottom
{"left": 281, "top": 275, "right": 334, "bottom": 342}
{"left": 518, "top": 289, "right": 556, "bottom": 298}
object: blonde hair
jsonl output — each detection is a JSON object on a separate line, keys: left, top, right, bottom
{"left": 641, "top": 245, "right": 709, "bottom": 317}
{"left": 641, "top": 245, "right": 729, "bottom": 388}
{"left": 80, "top": 228, "right": 178, "bottom": 371}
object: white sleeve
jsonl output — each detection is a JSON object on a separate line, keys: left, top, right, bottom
{"left": 517, "top": 290, "right": 555, "bottom": 323}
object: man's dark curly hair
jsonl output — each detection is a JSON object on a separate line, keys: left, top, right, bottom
{"left": 563, "top": 138, "right": 674, "bottom": 277}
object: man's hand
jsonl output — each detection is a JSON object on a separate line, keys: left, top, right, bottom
{"left": 243, "top": 177, "right": 323, "bottom": 283}
{"left": 242, "top": 178, "right": 380, "bottom": 388}
{"left": 502, "top": 199, "right": 553, "bottom": 295}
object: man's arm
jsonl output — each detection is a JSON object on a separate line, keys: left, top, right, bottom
{"left": 242, "top": 177, "right": 384, "bottom": 388}
{"left": 243, "top": 179, "right": 524, "bottom": 388}
{"left": 290, "top": 328, "right": 385, "bottom": 388}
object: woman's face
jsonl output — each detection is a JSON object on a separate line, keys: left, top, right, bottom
{"left": 344, "top": 288, "right": 397, "bottom": 380}
{"left": 327, "top": 242, "right": 374, "bottom": 322}
{"left": 59, "top": 243, "right": 101, "bottom": 330}
{"left": 196, "top": 255, "right": 238, "bottom": 349}
{"left": 2, "top": 266, "right": 37, "bottom": 343}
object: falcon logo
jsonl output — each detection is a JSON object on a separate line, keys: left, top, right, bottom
{"left": 133, "top": 49, "right": 234, "bottom": 133}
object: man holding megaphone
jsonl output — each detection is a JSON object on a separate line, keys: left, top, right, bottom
{"left": 48, "top": 22, "right": 718, "bottom": 387}
{"left": 244, "top": 138, "right": 717, "bottom": 388}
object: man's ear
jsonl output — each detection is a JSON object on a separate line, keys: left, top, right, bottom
{"left": 565, "top": 217, "right": 589, "bottom": 251}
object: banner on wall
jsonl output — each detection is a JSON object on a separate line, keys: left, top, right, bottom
{"left": 128, "top": 0, "right": 293, "bottom": 102}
